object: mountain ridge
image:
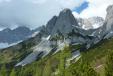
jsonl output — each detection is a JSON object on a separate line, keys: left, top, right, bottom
{"left": 0, "top": 26, "right": 43, "bottom": 49}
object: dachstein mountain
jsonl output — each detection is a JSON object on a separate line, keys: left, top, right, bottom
{"left": 0, "top": 5, "right": 113, "bottom": 76}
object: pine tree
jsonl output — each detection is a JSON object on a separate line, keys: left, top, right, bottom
{"left": 43, "top": 60, "right": 52, "bottom": 76}
{"left": 105, "top": 50, "right": 113, "bottom": 76}
{"left": 34, "top": 67, "right": 42, "bottom": 76}
{"left": 58, "top": 46, "right": 71, "bottom": 76}
{"left": 10, "top": 69, "right": 16, "bottom": 76}
{"left": 0, "top": 65, "right": 7, "bottom": 76}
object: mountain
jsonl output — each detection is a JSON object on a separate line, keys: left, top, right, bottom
{"left": 77, "top": 17, "right": 104, "bottom": 30}
{"left": 0, "top": 26, "right": 42, "bottom": 49}
{"left": 45, "top": 9, "right": 104, "bottom": 45}
{"left": 105, "top": 5, "right": 113, "bottom": 31}
{"left": 0, "top": 4, "right": 113, "bottom": 76}
{"left": 47, "top": 9, "right": 79, "bottom": 35}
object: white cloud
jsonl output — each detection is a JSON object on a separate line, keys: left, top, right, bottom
{"left": 0, "top": 0, "right": 85, "bottom": 30}
{"left": 72, "top": 12, "right": 80, "bottom": 18}
{"left": 79, "top": 0, "right": 113, "bottom": 19}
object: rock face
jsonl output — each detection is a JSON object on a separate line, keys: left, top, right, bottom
{"left": 104, "top": 5, "right": 113, "bottom": 39}
{"left": 105, "top": 5, "right": 113, "bottom": 31}
{"left": 46, "top": 9, "right": 79, "bottom": 36}
{"left": 46, "top": 16, "right": 58, "bottom": 34}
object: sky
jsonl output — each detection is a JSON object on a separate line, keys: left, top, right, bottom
{"left": 79, "top": 0, "right": 113, "bottom": 19}
{"left": 73, "top": 1, "right": 89, "bottom": 14}
{"left": 0, "top": 0, "right": 113, "bottom": 30}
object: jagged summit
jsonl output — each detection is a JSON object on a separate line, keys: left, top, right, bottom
{"left": 106, "top": 5, "right": 113, "bottom": 13}
{"left": 46, "top": 8, "right": 78, "bottom": 35}
{"left": 60, "top": 8, "right": 72, "bottom": 14}
{"left": 104, "top": 5, "right": 113, "bottom": 38}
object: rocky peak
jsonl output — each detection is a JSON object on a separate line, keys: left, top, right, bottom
{"left": 59, "top": 8, "right": 72, "bottom": 16}
{"left": 106, "top": 5, "right": 113, "bottom": 18}
{"left": 58, "top": 8, "right": 77, "bottom": 24}
{"left": 50, "top": 8, "right": 78, "bottom": 35}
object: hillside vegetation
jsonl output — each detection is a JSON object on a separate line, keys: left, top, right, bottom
{"left": 0, "top": 37, "right": 113, "bottom": 76}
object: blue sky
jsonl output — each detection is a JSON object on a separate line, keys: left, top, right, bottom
{"left": 74, "top": 1, "right": 89, "bottom": 14}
